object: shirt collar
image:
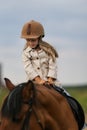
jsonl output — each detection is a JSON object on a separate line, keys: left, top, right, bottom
{"left": 24, "top": 46, "right": 43, "bottom": 53}
{"left": 24, "top": 46, "right": 33, "bottom": 52}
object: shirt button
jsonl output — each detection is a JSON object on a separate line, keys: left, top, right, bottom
{"left": 37, "top": 67, "right": 40, "bottom": 69}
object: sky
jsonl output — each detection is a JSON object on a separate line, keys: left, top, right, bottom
{"left": 0, "top": 0, "right": 87, "bottom": 85}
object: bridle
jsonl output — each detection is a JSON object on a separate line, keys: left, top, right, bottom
{"left": 21, "top": 85, "right": 44, "bottom": 130}
{"left": 21, "top": 82, "right": 53, "bottom": 130}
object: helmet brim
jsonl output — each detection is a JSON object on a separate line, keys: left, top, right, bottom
{"left": 21, "top": 35, "right": 39, "bottom": 39}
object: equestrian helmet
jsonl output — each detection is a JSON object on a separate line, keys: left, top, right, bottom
{"left": 21, "top": 20, "right": 45, "bottom": 39}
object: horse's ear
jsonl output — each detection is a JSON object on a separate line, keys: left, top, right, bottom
{"left": 4, "top": 78, "right": 15, "bottom": 91}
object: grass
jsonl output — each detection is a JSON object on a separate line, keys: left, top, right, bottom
{"left": 65, "top": 87, "right": 87, "bottom": 113}
{"left": 0, "top": 87, "right": 9, "bottom": 107}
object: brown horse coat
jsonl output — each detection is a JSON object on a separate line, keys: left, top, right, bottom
{"left": 0, "top": 78, "right": 78, "bottom": 130}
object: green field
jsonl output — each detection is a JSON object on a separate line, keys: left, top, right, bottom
{"left": 0, "top": 88, "right": 9, "bottom": 107}
{"left": 65, "top": 86, "right": 87, "bottom": 113}
{"left": 0, "top": 86, "right": 87, "bottom": 114}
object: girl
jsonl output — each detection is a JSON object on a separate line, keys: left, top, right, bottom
{"left": 21, "top": 20, "right": 59, "bottom": 85}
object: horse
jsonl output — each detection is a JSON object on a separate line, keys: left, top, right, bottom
{"left": 0, "top": 78, "right": 85, "bottom": 130}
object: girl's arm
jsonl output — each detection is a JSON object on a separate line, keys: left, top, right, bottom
{"left": 22, "top": 51, "right": 39, "bottom": 80}
{"left": 47, "top": 57, "right": 57, "bottom": 80}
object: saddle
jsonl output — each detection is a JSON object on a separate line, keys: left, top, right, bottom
{"left": 52, "top": 85, "right": 85, "bottom": 130}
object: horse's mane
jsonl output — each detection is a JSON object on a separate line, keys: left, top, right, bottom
{"left": 1, "top": 83, "right": 26, "bottom": 120}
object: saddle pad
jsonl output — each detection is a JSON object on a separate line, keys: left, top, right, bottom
{"left": 66, "top": 95, "right": 85, "bottom": 130}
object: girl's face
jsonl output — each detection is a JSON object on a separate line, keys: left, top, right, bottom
{"left": 26, "top": 38, "right": 39, "bottom": 49}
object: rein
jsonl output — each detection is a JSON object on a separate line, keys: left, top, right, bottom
{"left": 21, "top": 86, "right": 44, "bottom": 130}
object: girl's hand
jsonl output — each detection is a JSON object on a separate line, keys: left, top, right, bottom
{"left": 47, "top": 77, "right": 55, "bottom": 85}
{"left": 34, "top": 76, "right": 46, "bottom": 84}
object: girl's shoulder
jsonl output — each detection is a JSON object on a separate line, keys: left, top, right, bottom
{"left": 23, "top": 45, "right": 32, "bottom": 52}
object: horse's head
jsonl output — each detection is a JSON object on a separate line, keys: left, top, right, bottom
{"left": 0, "top": 78, "right": 35, "bottom": 130}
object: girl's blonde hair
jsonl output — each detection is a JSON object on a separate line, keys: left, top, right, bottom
{"left": 40, "top": 40, "right": 58, "bottom": 62}
{"left": 24, "top": 39, "right": 58, "bottom": 62}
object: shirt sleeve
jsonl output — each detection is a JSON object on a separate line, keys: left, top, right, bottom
{"left": 22, "top": 51, "right": 39, "bottom": 80}
{"left": 47, "top": 57, "right": 57, "bottom": 79}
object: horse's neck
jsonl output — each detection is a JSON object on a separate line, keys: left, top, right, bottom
{"left": 33, "top": 87, "right": 62, "bottom": 129}
{"left": 36, "top": 86, "right": 63, "bottom": 106}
